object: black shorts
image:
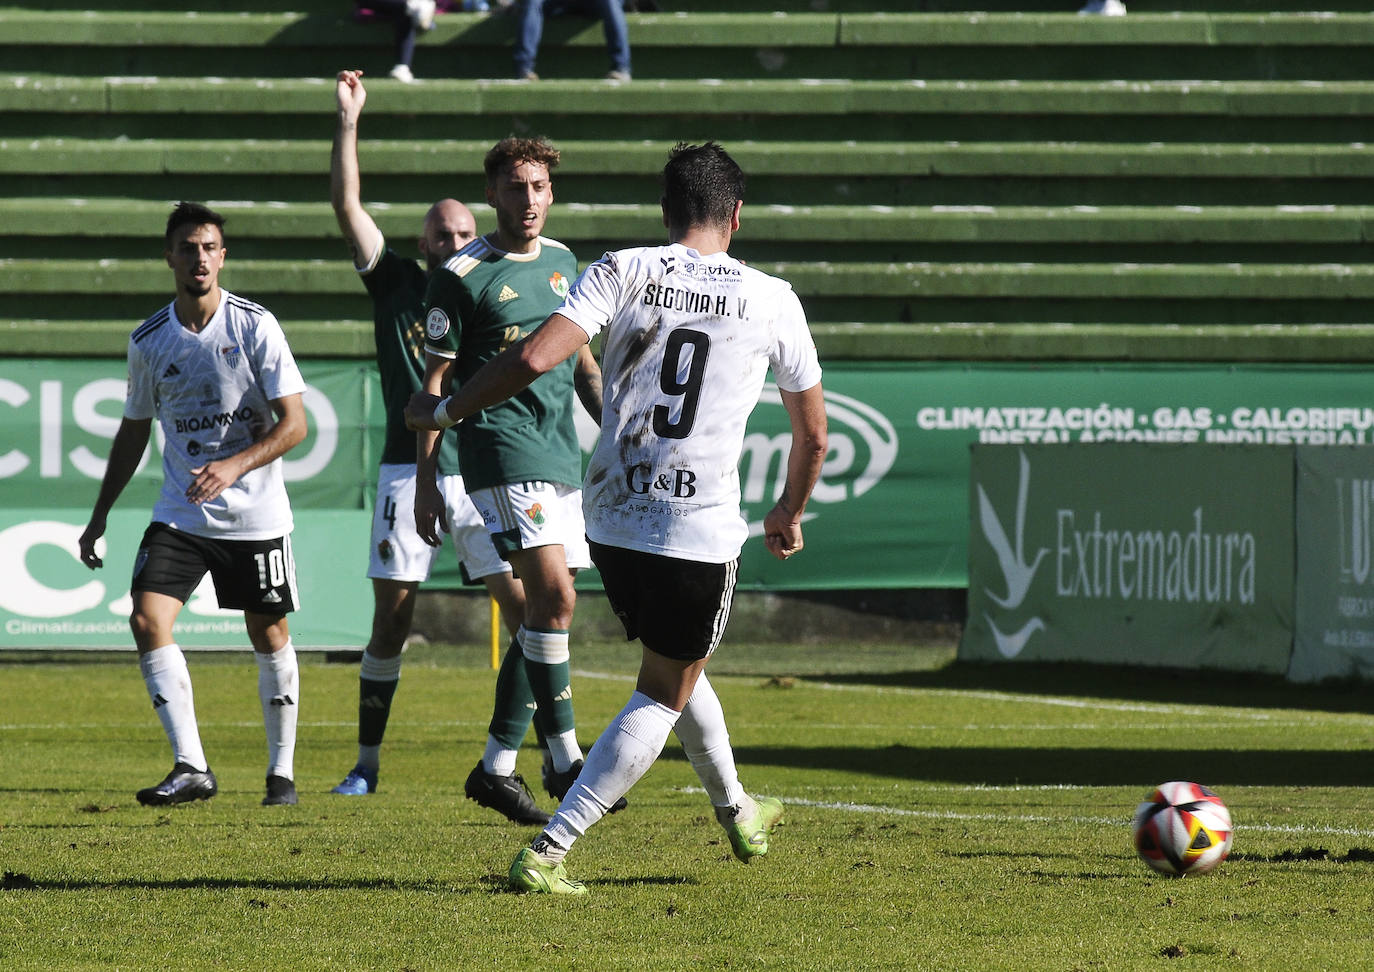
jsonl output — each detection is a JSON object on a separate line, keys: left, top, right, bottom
{"left": 132, "top": 522, "right": 299, "bottom": 615}
{"left": 589, "top": 540, "right": 737, "bottom": 662}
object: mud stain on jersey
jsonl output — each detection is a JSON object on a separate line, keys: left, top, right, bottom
{"left": 618, "top": 317, "right": 661, "bottom": 376}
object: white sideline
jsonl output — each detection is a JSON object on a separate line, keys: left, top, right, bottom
{"left": 691, "top": 791, "right": 1374, "bottom": 840}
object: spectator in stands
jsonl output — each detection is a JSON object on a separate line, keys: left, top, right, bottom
{"left": 513, "top": 0, "right": 631, "bottom": 81}
{"left": 1079, "top": 0, "right": 1126, "bottom": 14}
{"left": 355, "top": 0, "right": 437, "bottom": 83}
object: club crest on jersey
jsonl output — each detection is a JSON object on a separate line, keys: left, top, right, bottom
{"left": 426, "top": 307, "right": 450, "bottom": 341}
{"left": 378, "top": 539, "right": 394, "bottom": 563}
{"left": 549, "top": 272, "right": 570, "bottom": 298}
{"left": 220, "top": 344, "right": 241, "bottom": 369}
{"left": 525, "top": 503, "right": 546, "bottom": 526}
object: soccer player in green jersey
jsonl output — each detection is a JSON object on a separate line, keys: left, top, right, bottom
{"left": 416, "top": 135, "right": 610, "bottom": 822}
{"left": 329, "top": 70, "right": 538, "bottom": 810}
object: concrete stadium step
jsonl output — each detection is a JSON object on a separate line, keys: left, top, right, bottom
{"left": 5, "top": 195, "right": 1368, "bottom": 251}
{"left": 7, "top": 137, "right": 1372, "bottom": 179}
{"left": 6, "top": 257, "right": 1373, "bottom": 329}
{"left": 5, "top": 11, "right": 1374, "bottom": 80}
{"left": 5, "top": 138, "right": 1372, "bottom": 208}
{"left": 5, "top": 76, "right": 1374, "bottom": 146}
{"left": 28, "top": 1, "right": 1374, "bottom": 11}
{"left": 10, "top": 314, "right": 1374, "bottom": 364}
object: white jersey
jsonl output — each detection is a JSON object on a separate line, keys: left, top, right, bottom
{"left": 125, "top": 290, "right": 306, "bottom": 540}
{"left": 557, "top": 243, "right": 822, "bottom": 563}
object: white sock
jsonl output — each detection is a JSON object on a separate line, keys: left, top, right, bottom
{"left": 256, "top": 640, "right": 299, "bottom": 780}
{"left": 674, "top": 674, "right": 750, "bottom": 811}
{"left": 483, "top": 736, "right": 518, "bottom": 778}
{"left": 139, "top": 643, "right": 208, "bottom": 772}
{"left": 545, "top": 729, "right": 582, "bottom": 773}
{"left": 359, "top": 648, "right": 403, "bottom": 682}
{"left": 545, "top": 691, "right": 679, "bottom": 850}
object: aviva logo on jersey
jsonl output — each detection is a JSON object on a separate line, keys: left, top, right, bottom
{"left": 548, "top": 272, "right": 570, "bottom": 298}
{"left": 497, "top": 284, "right": 519, "bottom": 303}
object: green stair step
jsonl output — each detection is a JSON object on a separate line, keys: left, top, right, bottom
{"left": 7, "top": 12, "right": 1374, "bottom": 81}
{"left": 5, "top": 258, "right": 1372, "bottom": 299}
{"left": 10, "top": 11, "right": 1374, "bottom": 47}
{"left": 3, "top": 198, "right": 1371, "bottom": 245}
{"left": 10, "top": 11, "right": 1374, "bottom": 46}
{"left": 24, "top": 1, "right": 1374, "bottom": 12}
{"left": 5, "top": 138, "right": 1373, "bottom": 178}
{"left": 7, "top": 76, "right": 1374, "bottom": 117}
{"left": 9, "top": 318, "right": 1374, "bottom": 364}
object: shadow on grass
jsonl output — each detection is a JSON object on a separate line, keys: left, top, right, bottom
{"left": 1231, "top": 847, "right": 1374, "bottom": 864}
{"left": 786, "top": 660, "right": 1374, "bottom": 717}
{"left": 662, "top": 744, "right": 1374, "bottom": 787}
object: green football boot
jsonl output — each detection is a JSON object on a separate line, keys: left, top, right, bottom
{"left": 509, "top": 846, "right": 587, "bottom": 896}
{"left": 716, "top": 796, "right": 785, "bottom": 862}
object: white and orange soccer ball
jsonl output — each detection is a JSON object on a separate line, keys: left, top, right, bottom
{"left": 1131, "top": 781, "right": 1233, "bottom": 876}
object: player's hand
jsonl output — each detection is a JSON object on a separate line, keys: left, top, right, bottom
{"left": 336, "top": 69, "right": 367, "bottom": 118}
{"left": 762, "top": 502, "right": 804, "bottom": 561}
{"left": 187, "top": 459, "right": 238, "bottom": 504}
{"left": 78, "top": 516, "right": 106, "bottom": 570}
{"left": 414, "top": 478, "right": 448, "bottom": 547}
{"left": 405, "top": 392, "right": 445, "bottom": 431}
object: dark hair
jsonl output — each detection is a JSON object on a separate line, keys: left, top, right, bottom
{"left": 483, "top": 136, "right": 561, "bottom": 183}
{"left": 660, "top": 141, "right": 745, "bottom": 234}
{"left": 165, "top": 201, "right": 226, "bottom": 246}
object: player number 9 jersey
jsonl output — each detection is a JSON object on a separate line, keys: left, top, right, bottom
{"left": 556, "top": 243, "right": 822, "bottom": 564}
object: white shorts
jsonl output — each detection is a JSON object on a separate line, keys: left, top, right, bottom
{"left": 469, "top": 480, "right": 592, "bottom": 569}
{"left": 368, "top": 463, "right": 510, "bottom": 583}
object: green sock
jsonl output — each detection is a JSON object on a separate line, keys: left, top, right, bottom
{"left": 521, "top": 627, "right": 575, "bottom": 738}
{"left": 488, "top": 634, "right": 537, "bottom": 750}
{"left": 357, "top": 649, "right": 403, "bottom": 750}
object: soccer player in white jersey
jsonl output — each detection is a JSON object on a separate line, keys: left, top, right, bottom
{"left": 79, "top": 202, "right": 309, "bottom": 808}
{"left": 406, "top": 141, "right": 828, "bottom": 894}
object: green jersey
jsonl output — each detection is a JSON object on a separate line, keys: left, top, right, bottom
{"left": 422, "top": 235, "right": 582, "bottom": 491}
{"left": 358, "top": 243, "right": 462, "bottom": 473}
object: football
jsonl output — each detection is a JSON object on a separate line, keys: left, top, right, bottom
{"left": 1131, "top": 781, "right": 1233, "bottom": 876}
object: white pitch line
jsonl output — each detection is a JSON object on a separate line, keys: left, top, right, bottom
{"left": 751, "top": 794, "right": 1374, "bottom": 840}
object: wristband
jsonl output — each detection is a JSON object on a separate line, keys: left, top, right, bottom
{"left": 432, "top": 396, "right": 458, "bottom": 430}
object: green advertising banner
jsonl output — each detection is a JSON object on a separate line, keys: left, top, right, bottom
{"left": 4, "top": 358, "right": 1374, "bottom": 647}
{"left": 0, "top": 359, "right": 375, "bottom": 512}
{"left": 960, "top": 444, "right": 1296, "bottom": 674}
{"left": 0, "top": 359, "right": 914, "bottom": 646}
{"left": 1, "top": 509, "right": 371, "bottom": 649}
{"left": 1291, "top": 447, "right": 1374, "bottom": 683}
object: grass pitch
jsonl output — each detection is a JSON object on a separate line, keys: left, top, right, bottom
{"left": 3, "top": 639, "right": 1374, "bottom": 970}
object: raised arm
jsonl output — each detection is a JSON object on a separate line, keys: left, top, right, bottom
{"left": 331, "top": 69, "right": 385, "bottom": 270}
{"left": 762, "top": 382, "right": 828, "bottom": 561}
